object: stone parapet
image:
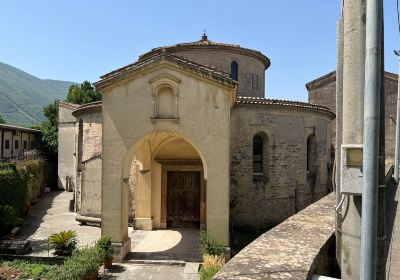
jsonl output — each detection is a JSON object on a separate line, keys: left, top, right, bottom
{"left": 214, "top": 193, "right": 335, "bottom": 280}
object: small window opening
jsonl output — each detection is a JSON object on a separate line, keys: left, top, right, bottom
{"left": 231, "top": 61, "right": 238, "bottom": 81}
{"left": 253, "top": 135, "right": 263, "bottom": 173}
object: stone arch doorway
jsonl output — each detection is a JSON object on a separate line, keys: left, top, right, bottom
{"left": 123, "top": 132, "right": 207, "bottom": 231}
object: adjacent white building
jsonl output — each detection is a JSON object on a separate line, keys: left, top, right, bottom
{"left": 0, "top": 124, "right": 41, "bottom": 159}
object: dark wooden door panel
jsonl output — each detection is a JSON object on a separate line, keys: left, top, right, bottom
{"left": 167, "top": 171, "right": 200, "bottom": 228}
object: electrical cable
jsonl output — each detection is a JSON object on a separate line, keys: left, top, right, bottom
{"left": 336, "top": 194, "right": 346, "bottom": 212}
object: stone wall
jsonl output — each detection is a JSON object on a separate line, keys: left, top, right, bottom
{"left": 214, "top": 193, "right": 336, "bottom": 280}
{"left": 58, "top": 102, "right": 78, "bottom": 190}
{"left": 230, "top": 104, "right": 333, "bottom": 229}
{"left": 21, "top": 159, "right": 48, "bottom": 204}
{"left": 307, "top": 71, "right": 398, "bottom": 164}
{"left": 73, "top": 106, "right": 102, "bottom": 219}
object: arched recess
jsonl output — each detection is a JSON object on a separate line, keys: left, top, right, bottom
{"left": 150, "top": 74, "right": 180, "bottom": 120}
{"left": 307, "top": 134, "right": 317, "bottom": 174}
{"left": 155, "top": 85, "right": 175, "bottom": 118}
{"left": 252, "top": 132, "right": 270, "bottom": 182}
{"left": 77, "top": 119, "right": 83, "bottom": 172}
{"left": 121, "top": 131, "right": 208, "bottom": 231}
{"left": 306, "top": 133, "right": 318, "bottom": 194}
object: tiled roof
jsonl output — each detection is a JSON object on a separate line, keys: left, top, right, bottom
{"left": 138, "top": 34, "right": 270, "bottom": 68}
{"left": 305, "top": 71, "right": 336, "bottom": 91}
{"left": 72, "top": 101, "right": 102, "bottom": 116}
{"left": 69, "top": 97, "right": 334, "bottom": 118}
{"left": 0, "top": 124, "right": 41, "bottom": 133}
{"left": 306, "top": 70, "right": 398, "bottom": 90}
{"left": 59, "top": 101, "right": 80, "bottom": 110}
{"left": 236, "top": 96, "right": 335, "bottom": 118}
{"left": 94, "top": 52, "right": 238, "bottom": 90}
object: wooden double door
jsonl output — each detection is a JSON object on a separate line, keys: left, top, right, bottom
{"left": 167, "top": 171, "right": 201, "bottom": 228}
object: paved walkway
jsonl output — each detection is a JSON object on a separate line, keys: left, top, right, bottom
{"left": 386, "top": 183, "right": 400, "bottom": 279}
{"left": 19, "top": 191, "right": 100, "bottom": 255}
{"left": 103, "top": 263, "right": 199, "bottom": 280}
{"left": 15, "top": 191, "right": 200, "bottom": 279}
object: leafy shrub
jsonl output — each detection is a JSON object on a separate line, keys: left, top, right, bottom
{"left": 96, "top": 235, "right": 113, "bottom": 259}
{"left": 200, "top": 230, "right": 225, "bottom": 256}
{"left": 46, "top": 246, "right": 105, "bottom": 280}
{"left": 0, "top": 205, "right": 23, "bottom": 235}
{"left": 0, "top": 163, "right": 27, "bottom": 216}
{"left": 0, "top": 260, "right": 56, "bottom": 280}
{"left": 200, "top": 254, "right": 225, "bottom": 280}
{"left": 49, "top": 230, "right": 77, "bottom": 256}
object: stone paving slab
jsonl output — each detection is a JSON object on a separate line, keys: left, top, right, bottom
{"left": 103, "top": 263, "right": 201, "bottom": 280}
{"left": 17, "top": 191, "right": 100, "bottom": 256}
{"left": 11, "top": 191, "right": 200, "bottom": 279}
{"left": 386, "top": 183, "right": 400, "bottom": 279}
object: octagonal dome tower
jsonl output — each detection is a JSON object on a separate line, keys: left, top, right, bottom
{"left": 139, "top": 33, "right": 270, "bottom": 98}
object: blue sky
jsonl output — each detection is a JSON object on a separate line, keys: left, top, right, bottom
{"left": 0, "top": 1, "right": 399, "bottom": 101}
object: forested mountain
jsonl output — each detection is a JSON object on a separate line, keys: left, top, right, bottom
{"left": 0, "top": 62, "right": 75, "bottom": 125}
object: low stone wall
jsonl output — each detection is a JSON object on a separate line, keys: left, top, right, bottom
{"left": 214, "top": 193, "right": 336, "bottom": 280}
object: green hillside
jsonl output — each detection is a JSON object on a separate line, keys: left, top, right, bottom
{"left": 0, "top": 62, "right": 75, "bottom": 126}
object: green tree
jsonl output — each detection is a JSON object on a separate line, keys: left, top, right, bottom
{"left": 38, "top": 81, "right": 102, "bottom": 160}
{"left": 31, "top": 101, "right": 59, "bottom": 160}
{"left": 0, "top": 114, "right": 6, "bottom": 124}
{"left": 66, "top": 81, "right": 102, "bottom": 105}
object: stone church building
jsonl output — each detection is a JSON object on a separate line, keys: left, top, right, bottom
{"left": 307, "top": 70, "right": 398, "bottom": 165}
{"left": 58, "top": 34, "right": 334, "bottom": 259}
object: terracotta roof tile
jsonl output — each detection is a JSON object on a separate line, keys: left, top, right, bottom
{"left": 72, "top": 101, "right": 102, "bottom": 116}
{"left": 236, "top": 96, "right": 335, "bottom": 118}
{"left": 306, "top": 70, "right": 398, "bottom": 90}
{"left": 138, "top": 35, "right": 270, "bottom": 68}
{"left": 95, "top": 52, "right": 238, "bottom": 90}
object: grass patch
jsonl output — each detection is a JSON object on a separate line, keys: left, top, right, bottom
{"left": 0, "top": 260, "right": 56, "bottom": 280}
{"left": 199, "top": 254, "right": 225, "bottom": 280}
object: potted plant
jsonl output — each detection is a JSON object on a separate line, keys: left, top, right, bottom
{"left": 49, "top": 230, "right": 77, "bottom": 256}
{"left": 96, "top": 235, "right": 114, "bottom": 269}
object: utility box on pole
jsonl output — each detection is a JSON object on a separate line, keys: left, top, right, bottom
{"left": 341, "top": 144, "right": 363, "bottom": 195}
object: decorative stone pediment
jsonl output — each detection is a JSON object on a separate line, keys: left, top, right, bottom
{"left": 149, "top": 74, "right": 181, "bottom": 121}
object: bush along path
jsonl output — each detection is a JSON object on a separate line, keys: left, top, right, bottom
{"left": 0, "top": 158, "right": 48, "bottom": 238}
{"left": 199, "top": 231, "right": 226, "bottom": 280}
{"left": 0, "top": 235, "right": 109, "bottom": 280}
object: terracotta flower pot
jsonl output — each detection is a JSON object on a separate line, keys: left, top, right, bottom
{"left": 104, "top": 257, "right": 113, "bottom": 269}
{"left": 86, "top": 271, "right": 98, "bottom": 280}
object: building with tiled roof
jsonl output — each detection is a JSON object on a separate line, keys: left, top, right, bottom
{"left": 58, "top": 34, "right": 334, "bottom": 261}
{"left": 307, "top": 70, "right": 398, "bottom": 165}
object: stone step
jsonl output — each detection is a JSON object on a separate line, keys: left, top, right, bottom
{"left": 124, "top": 258, "right": 186, "bottom": 266}
{"left": 126, "top": 252, "right": 202, "bottom": 263}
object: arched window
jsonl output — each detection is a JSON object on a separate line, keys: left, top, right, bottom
{"left": 253, "top": 135, "right": 263, "bottom": 173}
{"left": 307, "top": 134, "right": 317, "bottom": 173}
{"left": 231, "top": 61, "right": 238, "bottom": 81}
